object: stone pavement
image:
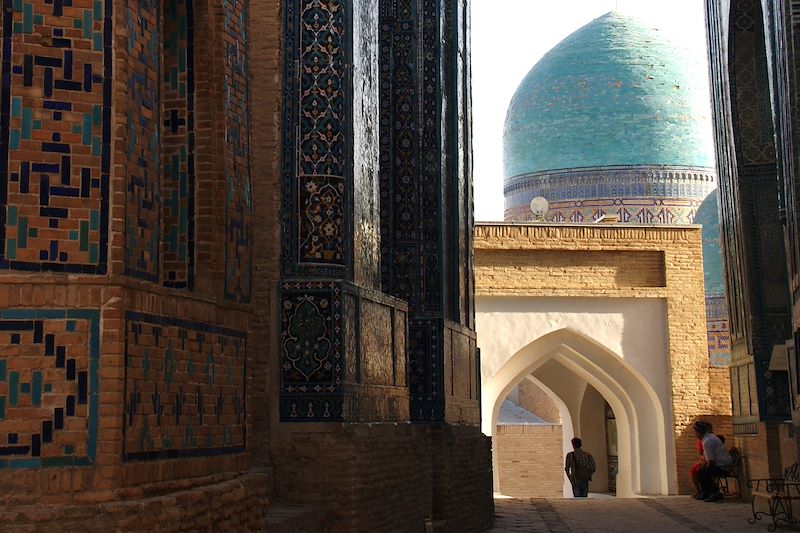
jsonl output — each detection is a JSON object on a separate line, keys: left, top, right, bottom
{"left": 486, "top": 495, "right": 767, "bottom": 532}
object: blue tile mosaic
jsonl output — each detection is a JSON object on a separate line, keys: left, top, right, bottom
{"left": 0, "top": 0, "right": 111, "bottom": 274}
{"left": 0, "top": 309, "right": 99, "bottom": 468}
{"left": 123, "top": 312, "right": 247, "bottom": 460}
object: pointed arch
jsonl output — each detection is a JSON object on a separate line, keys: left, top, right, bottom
{"left": 483, "top": 328, "right": 675, "bottom": 496}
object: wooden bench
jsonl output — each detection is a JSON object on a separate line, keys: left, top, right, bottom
{"left": 716, "top": 447, "right": 746, "bottom": 500}
{"left": 748, "top": 462, "right": 800, "bottom": 531}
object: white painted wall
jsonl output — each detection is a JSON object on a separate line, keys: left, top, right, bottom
{"left": 477, "top": 296, "right": 669, "bottom": 406}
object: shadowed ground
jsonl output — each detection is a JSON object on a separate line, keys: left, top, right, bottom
{"left": 487, "top": 495, "right": 758, "bottom": 532}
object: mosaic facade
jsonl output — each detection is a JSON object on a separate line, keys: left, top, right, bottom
{"left": 280, "top": 0, "right": 475, "bottom": 423}
{"left": 1, "top": 0, "right": 111, "bottom": 273}
{"left": 281, "top": 0, "right": 347, "bottom": 278}
{"left": 707, "top": 0, "right": 793, "bottom": 431}
{"left": 0, "top": 309, "right": 99, "bottom": 469}
{"left": 118, "top": 0, "right": 250, "bottom": 295}
{"left": 279, "top": 282, "right": 343, "bottom": 420}
{"left": 730, "top": 0, "right": 775, "bottom": 166}
{"left": 727, "top": 0, "right": 791, "bottom": 423}
{"left": 707, "top": 296, "right": 731, "bottom": 367}
{"left": 124, "top": 0, "right": 161, "bottom": 281}
{"left": 162, "top": 0, "right": 196, "bottom": 289}
{"left": 222, "top": 0, "right": 252, "bottom": 303}
{"left": 123, "top": 313, "right": 247, "bottom": 460}
{"left": 408, "top": 318, "right": 444, "bottom": 420}
{"left": 379, "top": 0, "right": 453, "bottom": 421}
{"left": 379, "top": 0, "right": 419, "bottom": 306}
{"left": 279, "top": 0, "right": 348, "bottom": 420}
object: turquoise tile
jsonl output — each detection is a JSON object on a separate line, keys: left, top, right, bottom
{"left": 22, "top": 3, "right": 32, "bottom": 33}
{"left": 8, "top": 372, "right": 18, "bottom": 407}
{"left": 83, "top": 10, "right": 92, "bottom": 38}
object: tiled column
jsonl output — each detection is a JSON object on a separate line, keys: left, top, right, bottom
{"left": 379, "top": 0, "right": 479, "bottom": 423}
{"left": 280, "top": 0, "right": 409, "bottom": 421}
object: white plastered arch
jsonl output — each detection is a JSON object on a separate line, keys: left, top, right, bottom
{"left": 483, "top": 328, "right": 674, "bottom": 496}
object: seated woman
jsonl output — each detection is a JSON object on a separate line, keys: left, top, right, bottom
{"left": 690, "top": 434, "right": 706, "bottom": 499}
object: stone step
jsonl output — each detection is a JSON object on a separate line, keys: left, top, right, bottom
{"left": 266, "top": 504, "right": 327, "bottom": 533}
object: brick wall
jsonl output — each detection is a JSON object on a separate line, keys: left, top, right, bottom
{"left": 430, "top": 425, "right": 495, "bottom": 532}
{"left": 495, "top": 425, "right": 564, "bottom": 498}
{"left": 730, "top": 422, "right": 799, "bottom": 486}
{"left": 249, "top": 0, "right": 284, "bottom": 466}
{"left": 518, "top": 379, "right": 561, "bottom": 423}
{"left": 476, "top": 249, "right": 665, "bottom": 294}
{"left": 0, "top": 472, "right": 268, "bottom": 531}
{"left": 272, "top": 423, "right": 492, "bottom": 532}
{"left": 0, "top": 0, "right": 270, "bottom": 527}
{"left": 708, "top": 368, "right": 733, "bottom": 415}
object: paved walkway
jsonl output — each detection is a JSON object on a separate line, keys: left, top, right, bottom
{"left": 487, "top": 495, "right": 767, "bottom": 532}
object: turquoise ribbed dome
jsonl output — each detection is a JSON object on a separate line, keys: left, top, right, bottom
{"left": 503, "top": 12, "right": 715, "bottom": 182}
{"left": 695, "top": 189, "right": 724, "bottom": 296}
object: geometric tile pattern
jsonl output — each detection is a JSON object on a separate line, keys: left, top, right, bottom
{"left": 0, "top": 309, "right": 99, "bottom": 468}
{"left": 279, "top": 282, "right": 344, "bottom": 421}
{"left": 0, "top": 0, "right": 110, "bottom": 273}
{"left": 124, "top": 0, "right": 161, "bottom": 281}
{"left": 730, "top": 0, "right": 776, "bottom": 166}
{"left": 162, "top": 0, "right": 196, "bottom": 289}
{"left": 123, "top": 312, "right": 246, "bottom": 460}
{"left": 281, "top": 0, "right": 348, "bottom": 277}
{"left": 504, "top": 166, "right": 718, "bottom": 225}
{"left": 706, "top": 295, "right": 731, "bottom": 367}
{"left": 222, "top": 0, "right": 252, "bottom": 302}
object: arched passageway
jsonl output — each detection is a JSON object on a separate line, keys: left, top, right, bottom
{"left": 484, "top": 328, "right": 674, "bottom": 497}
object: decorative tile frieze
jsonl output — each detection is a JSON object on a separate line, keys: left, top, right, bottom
{"left": 123, "top": 312, "right": 247, "bottom": 460}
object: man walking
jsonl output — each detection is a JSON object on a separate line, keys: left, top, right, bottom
{"left": 565, "top": 437, "right": 596, "bottom": 498}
